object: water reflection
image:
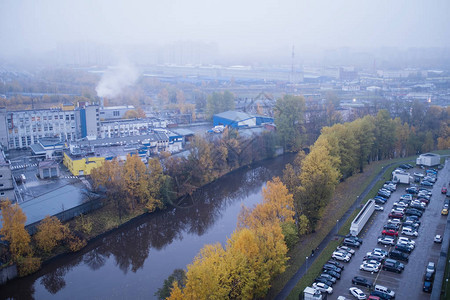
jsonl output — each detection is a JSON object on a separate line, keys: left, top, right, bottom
{"left": 0, "top": 154, "right": 293, "bottom": 299}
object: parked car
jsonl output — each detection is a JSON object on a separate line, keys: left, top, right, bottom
{"left": 378, "top": 236, "right": 395, "bottom": 246}
{"left": 396, "top": 240, "right": 414, "bottom": 251}
{"left": 401, "top": 227, "right": 418, "bottom": 237}
{"left": 388, "top": 218, "right": 402, "bottom": 225}
{"left": 403, "top": 220, "right": 420, "bottom": 229}
{"left": 442, "top": 186, "right": 448, "bottom": 194}
{"left": 434, "top": 235, "right": 443, "bottom": 243}
{"left": 404, "top": 208, "right": 422, "bottom": 217}
{"left": 322, "top": 269, "right": 341, "bottom": 279}
{"left": 388, "top": 212, "right": 404, "bottom": 219}
{"left": 349, "top": 287, "right": 367, "bottom": 300}
{"left": 323, "top": 263, "right": 342, "bottom": 273}
{"left": 319, "top": 273, "right": 337, "bottom": 283}
{"left": 442, "top": 208, "right": 448, "bottom": 215}
{"left": 336, "top": 245, "right": 356, "bottom": 255}
{"left": 394, "top": 244, "right": 412, "bottom": 253}
{"left": 374, "top": 204, "right": 384, "bottom": 211}
{"left": 383, "top": 223, "right": 400, "bottom": 231}
{"left": 352, "top": 276, "right": 373, "bottom": 288}
{"left": 406, "top": 187, "right": 419, "bottom": 194}
{"left": 382, "top": 259, "right": 404, "bottom": 273}
{"left": 426, "top": 262, "right": 435, "bottom": 274}
{"left": 382, "top": 229, "right": 398, "bottom": 237}
{"left": 423, "top": 280, "right": 433, "bottom": 293}
{"left": 312, "top": 282, "right": 333, "bottom": 294}
{"left": 332, "top": 251, "right": 351, "bottom": 262}
{"left": 343, "top": 238, "right": 361, "bottom": 248}
{"left": 363, "top": 255, "right": 384, "bottom": 263}
{"left": 421, "top": 181, "right": 433, "bottom": 187}
{"left": 388, "top": 250, "right": 409, "bottom": 262}
{"left": 398, "top": 236, "right": 416, "bottom": 246}
{"left": 327, "top": 260, "right": 345, "bottom": 270}
{"left": 315, "top": 277, "right": 334, "bottom": 287}
{"left": 370, "top": 291, "right": 394, "bottom": 300}
{"left": 360, "top": 263, "right": 379, "bottom": 272}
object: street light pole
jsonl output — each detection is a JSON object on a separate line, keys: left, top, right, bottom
{"left": 336, "top": 219, "right": 339, "bottom": 235}
{"left": 305, "top": 256, "right": 309, "bottom": 274}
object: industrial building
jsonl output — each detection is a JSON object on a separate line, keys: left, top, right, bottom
{"left": 213, "top": 111, "right": 274, "bottom": 129}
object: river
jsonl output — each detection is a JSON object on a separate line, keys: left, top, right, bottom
{"left": 0, "top": 154, "right": 294, "bottom": 299}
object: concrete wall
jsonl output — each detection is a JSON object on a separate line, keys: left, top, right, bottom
{"left": 0, "top": 264, "right": 18, "bottom": 285}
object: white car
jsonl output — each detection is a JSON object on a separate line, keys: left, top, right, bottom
{"left": 349, "top": 287, "right": 367, "bottom": 299}
{"left": 312, "top": 282, "right": 333, "bottom": 294}
{"left": 426, "top": 262, "right": 435, "bottom": 274}
{"left": 398, "top": 236, "right": 416, "bottom": 246}
{"left": 360, "top": 263, "right": 379, "bottom": 272}
{"left": 414, "top": 172, "right": 425, "bottom": 178}
{"left": 374, "top": 205, "right": 384, "bottom": 211}
{"left": 332, "top": 251, "right": 351, "bottom": 262}
{"left": 396, "top": 241, "right": 414, "bottom": 251}
{"left": 377, "top": 236, "right": 395, "bottom": 246}
{"left": 388, "top": 218, "right": 402, "bottom": 225}
{"left": 362, "top": 260, "right": 381, "bottom": 269}
{"left": 367, "top": 249, "right": 387, "bottom": 259}
{"left": 401, "top": 227, "right": 418, "bottom": 237}
{"left": 434, "top": 235, "right": 443, "bottom": 243}
{"left": 336, "top": 246, "right": 356, "bottom": 255}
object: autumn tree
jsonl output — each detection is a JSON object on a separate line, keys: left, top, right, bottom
{"left": 0, "top": 199, "right": 32, "bottom": 259}
{"left": 146, "top": 158, "right": 166, "bottom": 211}
{"left": 274, "top": 94, "right": 306, "bottom": 152}
{"left": 91, "top": 159, "right": 127, "bottom": 219}
{"left": 297, "top": 141, "right": 340, "bottom": 227}
{"left": 122, "top": 154, "right": 150, "bottom": 210}
{"left": 34, "top": 216, "right": 67, "bottom": 253}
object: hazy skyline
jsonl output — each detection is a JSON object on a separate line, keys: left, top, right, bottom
{"left": 1, "top": 0, "right": 449, "bottom": 65}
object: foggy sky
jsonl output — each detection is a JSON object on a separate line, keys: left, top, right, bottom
{"left": 1, "top": 0, "right": 449, "bottom": 64}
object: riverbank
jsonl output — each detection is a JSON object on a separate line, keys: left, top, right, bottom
{"left": 0, "top": 152, "right": 292, "bottom": 287}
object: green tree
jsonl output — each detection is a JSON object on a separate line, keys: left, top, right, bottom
{"left": 274, "top": 95, "right": 306, "bottom": 152}
{"left": 350, "top": 115, "right": 375, "bottom": 172}
{"left": 155, "top": 269, "right": 186, "bottom": 300}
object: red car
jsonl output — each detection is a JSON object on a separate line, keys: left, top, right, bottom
{"left": 388, "top": 212, "right": 404, "bottom": 219}
{"left": 382, "top": 229, "right": 398, "bottom": 237}
{"left": 442, "top": 186, "right": 448, "bottom": 194}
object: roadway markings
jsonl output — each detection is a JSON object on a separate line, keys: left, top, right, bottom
{"left": 11, "top": 163, "right": 37, "bottom": 170}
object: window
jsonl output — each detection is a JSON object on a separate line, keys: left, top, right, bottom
{"left": 113, "top": 111, "right": 120, "bottom": 117}
{"left": 71, "top": 114, "right": 74, "bottom": 120}
{"left": 54, "top": 115, "right": 58, "bottom": 120}
{"left": 66, "top": 115, "right": 70, "bottom": 121}
{"left": 0, "top": 184, "right": 4, "bottom": 187}
{"left": 0, "top": 192, "right": 4, "bottom": 196}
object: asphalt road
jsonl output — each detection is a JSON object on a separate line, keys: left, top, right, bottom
{"left": 329, "top": 162, "right": 449, "bottom": 300}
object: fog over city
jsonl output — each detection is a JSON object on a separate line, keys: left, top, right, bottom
{"left": 1, "top": 0, "right": 450, "bottom": 66}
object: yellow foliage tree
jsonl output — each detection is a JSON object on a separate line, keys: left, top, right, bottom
{"left": 34, "top": 215, "right": 67, "bottom": 253}
{"left": 0, "top": 199, "right": 32, "bottom": 259}
{"left": 238, "top": 177, "right": 295, "bottom": 229}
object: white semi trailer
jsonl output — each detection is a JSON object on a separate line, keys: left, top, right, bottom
{"left": 416, "top": 153, "right": 440, "bottom": 167}
{"left": 350, "top": 199, "right": 375, "bottom": 236}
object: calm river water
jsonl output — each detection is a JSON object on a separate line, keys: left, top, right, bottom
{"left": 0, "top": 154, "right": 294, "bottom": 299}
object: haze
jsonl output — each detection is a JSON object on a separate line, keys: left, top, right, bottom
{"left": 1, "top": 0, "right": 449, "bottom": 65}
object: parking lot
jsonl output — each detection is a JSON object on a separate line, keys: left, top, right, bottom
{"left": 324, "top": 161, "right": 449, "bottom": 299}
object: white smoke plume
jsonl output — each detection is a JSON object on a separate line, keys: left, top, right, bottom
{"left": 95, "top": 63, "right": 139, "bottom": 98}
